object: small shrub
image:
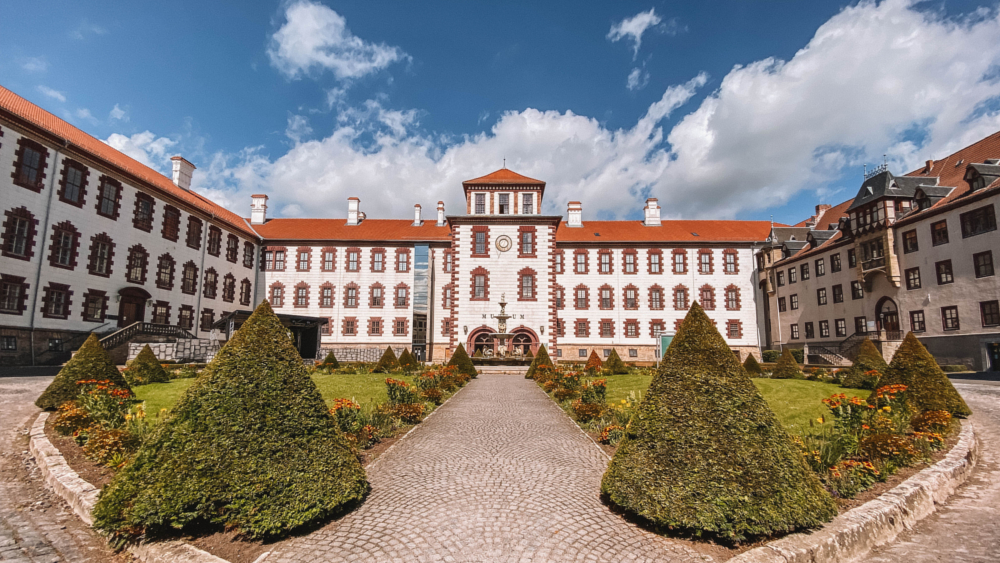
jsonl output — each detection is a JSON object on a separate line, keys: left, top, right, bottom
{"left": 789, "top": 349, "right": 805, "bottom": 363}
{"left": 392, "top": 403, "right": 425, "bottom": 424}
{"left": 372, "top": 347, "right": 400, "bottom": 373}
{"left": 743, "top": 354, "right": 763, "bottom": 376}
{"left": 771, "top": 349, "right": 803, "bottom": 379}
{"left": 939, "top": 364, "right": 971, "bottom": 373}
{"left": 876, "top": 332, "right": 972, "bottom": 418}
{"left": 320, "top": 351, "right": 340, "bottom": 369}
{"left": 826, "top": 460, "right": 880, "bottom": 499}
{"left": 385, "top": 378, "right": 418, "bottom": 405}
{"left": 531, "top": 364, "right": 558, "bottom": 384}
{"left": 841, "top": 340, "right": 888, "bottom": 389}
{"left": 860, "top": 434, "right": 919, "bottom": 468}
{"left": 600, "top": 425, "right": 626, "bottom": 445}
{"left": 911, "top": 410, "right": 952, "bottom": 433}
{"left": 170, "top": 364, "right": 200, "bottom": 379}
{"left": 77, "top": 379, "right": 137, "bottom": 429}
{"left": 82, "top": 426, "right": 140, "bottom": 467}
{"left": 398, "top": 349, "right": 420, "bottom": 371}
{"left": 580, "top": 379, "right": 607, "bottom": 405}
{"left": 421, "top": 387, "right": 444, "bottom": 404}
{"left": 762, "top": 350, "right": 780, "bottom": 363}
{"left": 124, "top": 345, "right": 171, "bottom": 386}
{"left": 54, "top": 402, "right": 92, "bottom": 435}
{"left": 526, "top": 345, "right": 554, "bottom": 379}
{"left": 330, "top": 398, "right": 361, "bottom": 434}
{"left": 543, "top": 380, "right": 559, "bottom": 393}
{"left": 36, "top": 333, "right": 132, "bottom": 411}
{"left": 473, "top": 348, "right": 483, "bottom": 358}
{"left": 553, "top": 388, "right": 578, "bottom": 401}
{"left": 572, "top": 401, "right": 603, "bottom": 422}
{"left": 447, "top": 344, "right": 478, "bottom": 379}
{"left": 584, "top": 351, "right": 603, "bottom": 374}
{"left": 604, "top": 350, "right": 628, "bottom": 375}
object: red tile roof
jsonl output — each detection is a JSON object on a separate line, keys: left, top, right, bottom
{"left": 555, "top": 220, "right": 774, "bottom": 243}
{"left": 251, "top": 218, "right": 451, "bottom": 242}
{"left": 792, "top": 199, "right": 852, "bottom": 229}
{"left": 463, "top": 168, "right": 545, "bottom": 186}
{"left": 0, "top": 85, "right": 258, "bottom": 239}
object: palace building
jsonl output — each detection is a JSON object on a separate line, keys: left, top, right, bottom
{"left": 757, "top": 132, "right": 1000, "bottom": 372}
{"left": 0, "top": 85, "right": 772, "bottom": 366}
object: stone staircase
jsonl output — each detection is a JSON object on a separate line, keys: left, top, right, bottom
{"left": 98, "top": 322, "right": 197, "bottom": 364}
{"left": 476, "top": 365, "right": 529, "bottom": 376}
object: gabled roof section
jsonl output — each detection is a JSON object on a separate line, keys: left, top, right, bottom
{"left": 898, "top": 129, "right": 1000, "bottom": 217}
{"left": 463, "top": 168, "right": 545, "bottom": 187}
{"left": 249, "top": 218, "right": 451, "bottom": 242}
{"left": 0, "top": 85, "right": 258, "bottom": 240}
{"left": 793, "top": 199, "right": 852, "bottom": 229}
{"left": 555, "top": 220, "right": 774, "bottom": 243}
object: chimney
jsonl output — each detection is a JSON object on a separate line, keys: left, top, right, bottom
{"left": 567, "top": 201, "right": 583, "bottom": 228}
{"left": 170, "top": 156, "right": 195, "bottom": 191}
{"left": 436, "top": 201, "right": 447, "bottom": 226}
{"left": 413, "top": 204, "right": 423, "bottom": 226}
{"left": 925, "top": 160, "right": 934, "bottom": 173}
{"left": 250, "top": 194, "right": 268, "bottom": 225}
{"left": 815, "top": 203, "right": 831, "bottom": 217}
{"left": 643, "top": 198, "right": 661, "bottom": 226}
{"left": 347, "top": 197, "right": 362, "bottom": 226}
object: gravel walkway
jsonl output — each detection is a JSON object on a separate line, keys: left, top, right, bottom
{"left": 264, "top": 373, "right": 708, "bottom": 563}
{"left": 0, "top": 377, "right": 120, "bottom": 563}
{"left": 862, "top": 379, "right": 1000, "bottom": 563}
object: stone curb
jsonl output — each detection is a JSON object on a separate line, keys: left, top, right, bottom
{"left": 730, "top": 422, "right": 979, "bottom": 563}
{"left": 28, "top": 412, "right": 229, "bottom": 563}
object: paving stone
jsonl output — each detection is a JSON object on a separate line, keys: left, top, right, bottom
{"left": 265, "top": 373, "right": 707, "bottom": 563}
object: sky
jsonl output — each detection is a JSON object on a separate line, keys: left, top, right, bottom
{"left": 2, "top": 0, "right": 1000, "bottom": 225}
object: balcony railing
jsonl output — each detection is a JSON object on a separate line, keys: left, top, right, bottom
{"left": 861, "top": 256, "right": 885, "bottom": 271}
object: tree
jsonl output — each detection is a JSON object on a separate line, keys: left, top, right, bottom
{"left": 770, "top": 349, "right": 803, "bottom": 379}
{"left": 525, "top": 345, "right": 554, "bottom": 379}
{"left": 124, "top": 345, "right": 171, "bottom": 386}
{"left": 742, "top": 354, "right": 763, "bottom": 376}
{"left": 36, "top": 333, "right": 132, "bottom": 410}
{"left": 840, "top": 339, "right": 888, "bottom": 389}
{"left": 875, "top": 332, "right": 972, "bottom": 418}
{"left": 320, "top": 351, "right": 340, "bottom": 369}
{"left": 604, "top": 349, "right": 629, "bottom": 375}
{"left": 601, "top": 302, "right": 835, "bottom": 540}
{"left": 92, "top": 300, "right": 368, "bottom": 541}
{"left": 398, "top": 348, "right": 420, "bottom": 371}
{"left": 585, "top": 350, "right": 603, "bottom": 374}
{"left": 372, "top": 346, "right": 400, "bottom": 373}
{"left": 447, "top": 344, "right": 477, "bottom": 379}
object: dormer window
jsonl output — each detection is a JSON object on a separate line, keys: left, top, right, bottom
{"left": 498, "top": 193, "right": 509, "bottom": 214}
{"left": 522, "top": 193, "right": 533, "bottom": 214}
{"left": 475, "top": 193, "right": 485, "bottom": 214}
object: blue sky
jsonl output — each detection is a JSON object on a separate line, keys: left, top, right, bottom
{"left": 2, "top": 0, "right": 1000, "bottom": 225}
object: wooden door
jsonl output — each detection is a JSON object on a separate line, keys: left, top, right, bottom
{"left": 118, "top": 299, "right": 145, "bottom": 327}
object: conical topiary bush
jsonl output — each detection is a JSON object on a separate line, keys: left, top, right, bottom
{"left": 874, "top": 332, "right": 971, "bottom": 418}
{"left": 124, "top": 345, "right": 171, "bottom": 386}
{"left": 36, "top": 333, "right": 132, "bottom": 410}
{"left": 525, "top": 345, "right": 554, "bottom": 379}
{"left": 372, "top": 346, "right": 400, "bottom": 373}
{"left": 92, "top": 300, "right": 368, "bottom": 541}
{"left": 601, "top": 302, "right": 836, "bottom": 540}
{"left": 398, "top": 348, "right": 419, "bottom": 371}
{"left": 841, "top": 339, "right": 888, "bottom": 389}
{"left": 524, "top": 347, "right": 534, "bottom": 359}
{"left": 585, "top": 350, "right": 603, "bottom": 373}
{"left": 743, "top": 353, "right": 763, "bottom": 376}
{"left": 447, "top": 343, "right": 477, "bottom": 379}
{"left": 770, "top": 349, "right": 802, "bottom": 379}
{"left": 321, "top": 351, "right": 340, "bottom": 369}
{"left": 605, "top": 349, "right": 629, "bottom": 375}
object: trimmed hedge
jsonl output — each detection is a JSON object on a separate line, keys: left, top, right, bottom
{"left": 447, "top": 344, "right": 477, "bottom": 379}
{"left": 124, "top": 345, "right": 171, "bottom": 386}
{"left": 601, "top": 302, "right": 835, "bottom": 540}
{"left": 761, "top": 350, "right": 780, "bottom": 363}
{"left": 525, "top": 345, "right": 553, "bottom": 379}
{"left": 36, "top": 333, "right": 132, "bottom": 410}
{"left": 840, "top": 339, "right": 887, "bottom": 389}
{"left": 875, "top": 332, "right": 972, "bottom": 418}
{"left": 320, "top": 351, "right": 340, "bottom": 369}
{"left": 398, "top": 348, "right": 419, "bottom": 371}
{"left": 605, "top": 349, "right": 628, "bottom": 375}
{"left": 92, "top": 300, "right": 368, "bottom": 541}
{"left": 585, "top": 350, "right": 603, "bottom": 373}
{"left": 770, "top": 349, "right": 803, "bottom": 379}
{"left": 742, "top": 354, "right": 763, "bottom": 376}
{"left": 372, "top": 346, "right": 400, "bottom": 373}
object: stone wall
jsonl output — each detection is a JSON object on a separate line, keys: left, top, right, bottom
{"left": 321, "top": 345, "right": 408, "bottom": 363}
{"left": 127, "top": 339, "right": 219, "bottom": 363}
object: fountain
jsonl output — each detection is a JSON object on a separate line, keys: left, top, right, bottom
{"left": 489, "top": 294, "right": 515, "bottom": 358}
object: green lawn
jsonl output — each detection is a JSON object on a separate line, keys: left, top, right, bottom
{"left": 133, "top": 372, "right": 420, "bottom": 419}
{"left": 598, "top": 374, "right": 867, "bottom": 436}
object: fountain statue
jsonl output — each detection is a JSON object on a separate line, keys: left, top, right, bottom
{"left": 490, "top": 294, "right": 515, "bottom": 358}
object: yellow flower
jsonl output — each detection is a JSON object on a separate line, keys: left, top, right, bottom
{"left": 621, "top": 399, "right": 627, "bottom": 404}
{"left": 882, "top": 406, "right": 892, "bottom": 413}
{"left": 817, "top": 417, "right": 824, "bottom": 424}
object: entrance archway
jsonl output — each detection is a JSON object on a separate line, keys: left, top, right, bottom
{"left": 117, "top": 287, "right": 151, "bottom": 328}
{"left": 467, "top": 326, "right": 495, "bottom": 357}
{"left": 510, "top": 326, "right": 540, "bottom": 356}
{"left": 875, "top": 297, "right": 900, "bottom": 333}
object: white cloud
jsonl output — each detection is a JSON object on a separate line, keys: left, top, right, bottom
{"left": 268, "top": 0, "right": 408, "bottom": 80}
{"left": 22, "top": 57, "right": 48, "bottom": 72}
{"left": 626, "top": 67, "right": 649, "bottom": 91}
{"left": 608, "top": 8, "right": 662, "bottom": 58}
{"left": 286, "top": 114, "right": 313, "bottom": 143}
{"left": 72, "top": 19, "right": 107, "bottom": 40}
{"left": 109, "top": 104, "right": 128, "bottom": 121}
{"left": 37, "top": 85, "right": 66, "bottom": 102}
{"left": 74, "top": 108, "right": 97, "bottom": 123}
{"left": 168, "top": 0, "right": 1000, "bottom": 226}
{"left": 104, "top": 131, "right": 176, "bottom": 170}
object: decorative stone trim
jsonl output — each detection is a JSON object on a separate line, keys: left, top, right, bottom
{"left": 342, "top": 316, "right": 358, "bottom": 336}
{"left": 161, "top": 205, "right": 181, "bottom": 242}
{"left": 672, "top": 249, "right": 688, "bottom": 274}
{"left": 293, "top": 281, "right": 309, "bottom": 308}
{"left": 621, "top": 249, "right": 638, "bottom": 274}
{"left": 395, "top": 248, "right": 411, "bottom": 273}
{"left": 296, "top": 247, "right": 312, "bottom": 272}
{"left": 648, "top": 284, "right": 664, "bottom": 310}
{"left": 470, "top": 267, "right": 490, "bottom": 301}
{"left": 1, "top": 206, "right": 39, "bottom": 261}
{"left": 597, "top": 249, "right": 614, "bottom": 274}
{"left": 95, "top": 176, "right": 123, "bottom": 220}
{"left": 394, "top": 282, "right": 411, "bottom": 308}
{"left": 726, "top": 319, "right": 744, "bottom": 339}
{"left": 345, "top": 247, "right": 362, "bottom": 272}
{"left": 269, "top": 281, "right": 285, "bottom": 308}
{"left": 699, "top": 284, "right": 716, "bottom": 311}
{"left": 393, "top": 317, "right": 410, "bottom": 336}
{"left": 81, "top": 289, "right": 109, "bottom": 322}
{"left": 573, "top": 249, "right": 589, "bottom": 274}
{"left": 698, "top": 248, "right": 714, "bottom": 275}
{"left": 185, "top": 216, "right": 203, "bottom": 250}
{"left": 181, "top": 261, "right": 199, "bottom": 295}
{"left": 243, "top": 241, "right": 255, "bottom": 269}
{"left": 370, "top": 247, "right": 387, "bottom": 272}
{"left": 11, "top": 137, "right": 48, "bottom": 192}
{"left": 132, "top": 193, "right": 156, "bottom": 233}
{"left": 343, "top": 282, "right": 360, "bottom": 308}
{"left": 517, "top": 226, "right": 536, "bottom": 258}
{"left": 470, "top": 226, "right": 490, "bottom": 257}
{"left": 574, "top": 318, "right": 590, "bottom": 338}
{"left": 599, "top": 318, "right": 615, "bottom": 338}
{"left": 40, "top": 282, "right": 73, "bottom": 319}
{"left": 0, "top": 274, "right": 29, "bottom": 315}
{"left": 573, "top": 284, "right": 590, "bottom": 310}
{"left": 47, "top": 220, "right": 81, "bottom": 270}
{"left": 673, "top": 284, "right": 689, "bottom": 310}
{"left": 552, "top": 283, "right": 565, "bottom": 311}
{"left": 369, "top": 282, "right": 385, "bottom": 308}
{"left": 598, "top": 284, "right": 614, "bottom": 310}
{"left": 725, "top": 284, "right": 742, "bottom": 311}
{"left": 624, "top": 318, "right": 640, "bottom": 338}
{"left": 222, "top": 274, "right": 236, "bottom": 303}
{"left": 239, "top": 279, "right": 252, "bottom": 306}
{"left": 622, "top": 284, "right": 639, "bottom": 310}
{"left": 226, "top": 234, "right": 239, "bottom": 263}
{"left": 57, "top": 158, "right": 89, "bottom": 208}
{"left": 517, "top": 267, "right": 537, "bottom": 301}
{"left": 649, "top": 319, "right": 665, "bottom": 338}
{"left": 723, "top": 248, "right": 740, "bottom": 275}
{"left": 729, "top": 423, "right": 978, "bottom": 563}
{"left": 647, "top": 249, "right": 663, "bottom": 275}
{"left": 207, "top": 226, "right": 223, "bottom": 257}
{"left": 320, "top": 247, "right": 336, "bottom": 272}
{"left": 368, "top": 317, "right": 383, "bottom": 336}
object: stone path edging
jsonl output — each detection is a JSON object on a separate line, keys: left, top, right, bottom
{"left": 730, "top": 422, "right": 979, "bottom": 563}
{"left": 28, "top": 412, "right": 228, "bottom": 563}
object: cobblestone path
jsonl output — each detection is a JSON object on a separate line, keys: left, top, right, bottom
{"left": 0, "top": 377, "right": 120, "bottom": 563}
{"left": 863, "top": 380, "right": 1000, "bottom": 563}
{"left": 265, "top": 373, "right": 708, "bottom": 563}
